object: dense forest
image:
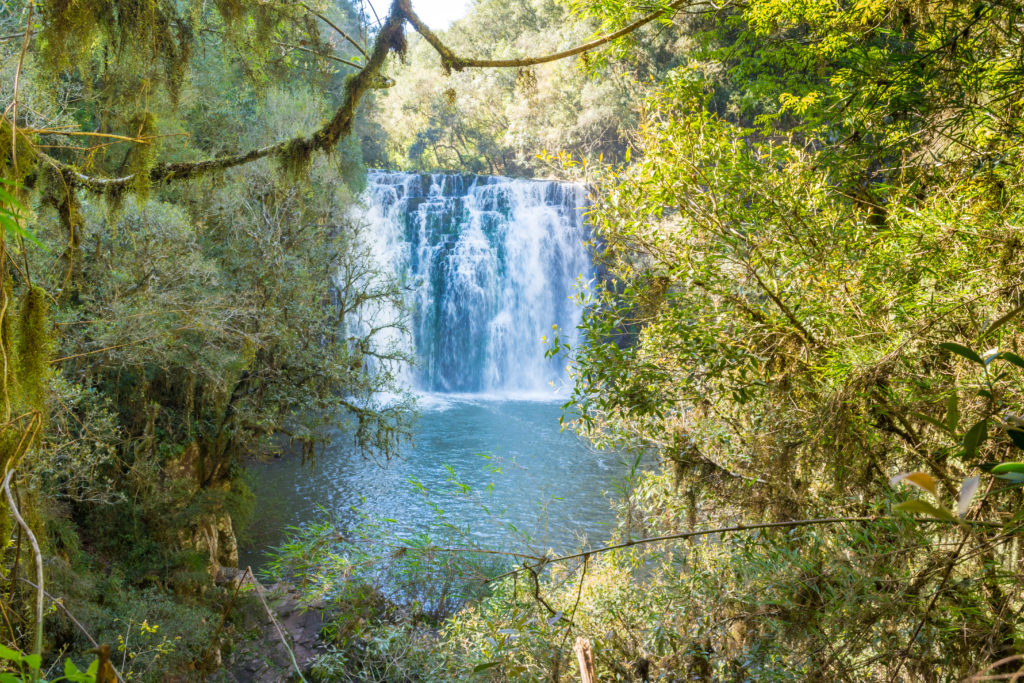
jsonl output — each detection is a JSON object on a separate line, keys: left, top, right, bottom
{"left": 2, "top": 0, "right": 1024, "bottom": 680}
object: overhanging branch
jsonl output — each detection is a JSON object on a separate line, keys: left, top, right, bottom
{"left": 41, "top": 1, "right": 407, "bottom": 194}
{"left": 34, "top": 0, "right": 704, "bottom": 194}
{"left": 400, "top": 0, "right": 696, "bottom": 71}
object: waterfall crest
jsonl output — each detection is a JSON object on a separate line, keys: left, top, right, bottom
{"left": 362, "top": 170, "right": 592, "bottom": 394}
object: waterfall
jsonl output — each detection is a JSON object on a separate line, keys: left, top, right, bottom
{"left": 361, "top": 170, "right": 592, "bottom": 394}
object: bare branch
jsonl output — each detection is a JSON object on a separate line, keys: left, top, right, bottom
{"left": 400, "top": 0, "right": 696, "bottom": 71}
{"left": 297, "top": 1, "right": 369, "bottom": 59}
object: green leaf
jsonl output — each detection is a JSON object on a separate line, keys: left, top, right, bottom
{"left": 939, "top": 342, "right": 984, "bottom": 365}
{"left": 473, "top": 661, "right": 503, "bottom": 673}
{"left": 0, "top": 644, "right": 21, "bottom": 662}
{"left": 946, "top": 393, "right": 960, "bottom": 432}
{"left": 22, "top": 654, "right": 40, "bottom": 670}
{"left": 911, "top": 412, "right": 951, "bottom": 434}
{"left": 1008, "top": 428, "right": 1024, "bottom": 450}
{"left": 64, "top": 658, "right": 81, "bottom": 677}
{"left": 990, "top": 462, "right": 1024, "bottom": 474}
{"left": 0, "top": 211, "right": 47, "bottom": 250}
{"left": 997, "top": 352, "right": 1024, "bottom": 370}
{"left": 963, "top": 419, "right": 988, "bottom": 459}
{"left": 990, "top": 462, "right": 1024, "bottom": 482}
{"left": 894, "top": 498, "right": 956, "bottom": 522}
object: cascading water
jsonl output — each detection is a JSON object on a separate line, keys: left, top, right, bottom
{"left": 363, "top": 170, "right": 592, "bottom": 394}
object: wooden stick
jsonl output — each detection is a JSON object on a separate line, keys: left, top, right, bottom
{"left": 574, "top": 637, "right": 596, "bottom": 683}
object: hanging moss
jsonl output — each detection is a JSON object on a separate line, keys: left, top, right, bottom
{"left": 103, "top": 183, "right": 125, "bottom": 230}
{"left": 0, "top": 278, "right": 17, "bottom": 393}
{"left": 38, "top": 0, "right": 194, "bottom": 99}
{"left": 38, "top": 168, "right": 87, "bottom": 292}
{"left": 276, "top": 137, "right": 316, "bottom": 181}
{"left": 0, "top": 119, "right": 38, "bottom": 187}
{"left": 211, "top": 0, "right": 245, "bottom": 27}
{"left": 126, "top": 112, "right": 159, "bottom": 203}
{"left": 16, "top": 287, "right": 52, "bottom": 416}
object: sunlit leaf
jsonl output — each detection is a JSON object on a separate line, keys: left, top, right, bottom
{"left": 894, "top": 498, "right": 956, "bottom": 522}
{"left": 890, "top": 471, "right": 938, "bottom": 497}
{"left": 990, "top": 462, "right": 1024, "bottom": 474}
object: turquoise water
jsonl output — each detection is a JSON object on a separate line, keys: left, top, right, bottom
{"left": 240, "top": 395, "right": 634, "bottom": 569}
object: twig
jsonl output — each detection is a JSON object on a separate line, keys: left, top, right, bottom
{"left": 298, "top": 1, "right": 369, "bottom": 58}
{"left": 202, "top": 567, "right": 252, "bottom": 667}
{"left": 888, "top": 530, "right": 970, "bottom": 682}
{"left": 483, "top": 515, "right": 1002, "bottom": 584}
{"left": 527, "top": 564, "right": 557, "bottom": 618}
{"left": 199, "top": 28, "right": 364, "bottom": 70}
{"left": 559, "top": 555, "right": 588, "bottom": 651}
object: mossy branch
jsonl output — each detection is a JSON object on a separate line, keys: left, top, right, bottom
{"left": 29, "top": 0, "right": 699, "bottom": 194}
{"left": 399, "top": 0, "right": 697, "bottom": 72}
{"left": 37, "top": 1, "right": 407, "bottom": 194}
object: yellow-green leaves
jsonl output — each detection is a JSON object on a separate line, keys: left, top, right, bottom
{"left": 890, "top": 471, "right": 980, "bottom": 522}
{"left": 890, "top": 471, "right": 938, "bottom": 497}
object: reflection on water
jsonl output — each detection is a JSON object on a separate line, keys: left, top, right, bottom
{"left": 240, "top": 396, "right": 633, "bottom": 570}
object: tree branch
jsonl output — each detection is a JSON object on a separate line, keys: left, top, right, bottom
{"left": 481, "top": 515, "right": 1003, "bottom": 584}
{"left": 400, "top": 0, "right": 694, "bottom": 71}
{"left": 30, "top": 0, "right": 704, "bottom": 194}
{"left": 297, "top": 1, "right": 369, "bottom": 59}
{"left": 39, "top": 1, "right": 407, "bottom": 194}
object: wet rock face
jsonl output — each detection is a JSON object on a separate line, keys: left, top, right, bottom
{"left": 165, "top": 441, "right": 241, "bottom": 576}
{"left": 180, "top": 512, "right": 239, "bottom": 576}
